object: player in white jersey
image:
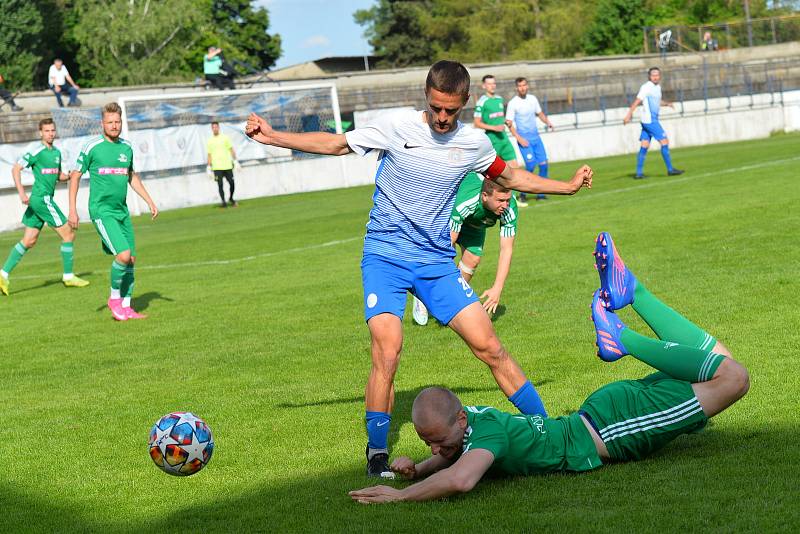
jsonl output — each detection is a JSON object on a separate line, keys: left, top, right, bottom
{"left": 623, "top": 67, "right": 684, "bottom": 179}
{"left": 506, "top": 77, "right": 554, "bottom": 202}
{"left": 245, "top": 60, "right": 593, "bottom": 479}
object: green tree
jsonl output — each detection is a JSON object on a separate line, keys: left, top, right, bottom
{"left": 581, "top": 0, "right": 651, "bottom": 55}
{"left": 354, "top": 0, "right": 434, "bottom": 68}
{"left": 0, "top": 0, "right": 45, "bottom": 90}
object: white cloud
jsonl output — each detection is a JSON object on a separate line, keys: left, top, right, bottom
{"left": 302, "top": 34, "right": 331, "bottom": 48}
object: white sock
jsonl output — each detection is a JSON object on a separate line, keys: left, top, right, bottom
{"left": 110, "top": 288, "right": 121, "bottom": 299}
{"left": 0, "top": 269, "right": 8, "bottom": 279}
{"left": 122, "top": 297, "right": 131, "bottom": 307}
{"left": 62, "top": 273, "right": 74, "bottom": 281}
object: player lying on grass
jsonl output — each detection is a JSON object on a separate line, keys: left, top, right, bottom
{"left": 412, "top": 173, "right": 518, "bottom": 325}
{"left": 349, "top": 232, "right": 749, "bottom": 503}
{"left": 246, "top": 60, "right": 592, "bottom": 478}
{"left": 0, "top": 119, "right": 89, "bottom": 296}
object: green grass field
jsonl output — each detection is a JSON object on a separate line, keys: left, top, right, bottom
{"left": 1, "top": 133, "right": 799, "bottom": 532}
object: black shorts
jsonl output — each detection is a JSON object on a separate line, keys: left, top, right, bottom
{"left": 213, "top": 169, "right": 233, "bottom": 180}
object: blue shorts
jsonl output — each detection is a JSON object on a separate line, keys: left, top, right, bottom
{"left": 361, "top": 254, "right": 479, "bottom": 324}
{"left": 639, "top": 121, "right": 667, "bottom": 142}
{"left": 518, "top": 136, "right": 548, "bottom": 171}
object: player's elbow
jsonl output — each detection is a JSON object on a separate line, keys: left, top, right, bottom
{"left": 449, "top": 472, "right": 479, "bottom": 494}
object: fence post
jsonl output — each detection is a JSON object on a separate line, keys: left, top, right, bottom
{"left": 702, "top": 58, "right": 709, "bottom": 113}
{"left": 543, "top": 94, "right": 548, "bottom": 115}
{"left": 643, "top": 27, "right": 649, "bottom": 54}
{"left": 600, "top": 96, "right": 607, "bottom": 125}
{"left": 725, "top": 23, "right": 731, "bottom": 49}
{"left": 572, "top": 98, "right": 578, "bottom": 129}
{"left": 771, "top": 17, "right": 777, "bottom": 44}
{"left": 678, "top": 88, "right": 685, "bottom": 116}
{"left": 724, "top": 79, "right": 731, "bottom": 111}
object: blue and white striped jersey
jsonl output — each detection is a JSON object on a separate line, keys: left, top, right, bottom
{"left": 637, "top": 81, "right": 662, "bottom": 124}
{"left": 345, "top": 109, "right": 496, "bottom": 263}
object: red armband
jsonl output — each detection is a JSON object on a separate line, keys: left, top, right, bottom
{"left": 484, "top": 156, "right": 507, "bottom": 180}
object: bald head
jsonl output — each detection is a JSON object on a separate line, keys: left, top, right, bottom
{"left": 412, "top": 387, "right": 463, "bottom": 430}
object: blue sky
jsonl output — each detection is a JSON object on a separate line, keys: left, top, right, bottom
{"left": 257, "top": 0, "right": 377, "bottom": 70}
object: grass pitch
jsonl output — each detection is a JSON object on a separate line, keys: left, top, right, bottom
{"left": 1, "top": 133, "right": 798, "bottom": 532}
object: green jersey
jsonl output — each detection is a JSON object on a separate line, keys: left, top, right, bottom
{"left": 449, "top": 172, "right": 517, "bottom": 238}
{"left": 76, "top": 136, "right": 135, "bottom": 218}
{"left": 18, "top": 143, "right": 62, "bottom": 198}
{"left": 463, "top": 406, "right": 602, "bottom": 476}
{"left": 474, "top": 94, "right": 509, "bottom": 146}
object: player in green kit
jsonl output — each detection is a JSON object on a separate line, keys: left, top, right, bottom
{"left": 0, "top": 118, "right": 89, "bottom": 295}
{"left": 412, "top": 173, "right": 518, "bottom": 325}
{"left": 68, "top": 102, "right": 158, "bottom": 321}
{"left": 350, "top": 232, "right": 750, "bottom": 503}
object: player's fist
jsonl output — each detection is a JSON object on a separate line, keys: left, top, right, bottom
{"left": 68, "top": 211, "right": 79, "bottom": 229}
{"left": 390, "top": 456, "right": 417, "bottom": 479}
{"left": 245, "top": 112, "right": 273, "bottom": 145}
{"left": 570, "top": 164, "right": 593, "bottom": 193}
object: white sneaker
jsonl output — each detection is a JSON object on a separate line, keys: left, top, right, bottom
{"left": 412, "top": 296, "right": 429, "bottom": 326}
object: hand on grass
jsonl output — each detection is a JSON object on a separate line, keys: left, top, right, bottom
{"left": 349, "top": 485, "right": 403, "bottom": 504}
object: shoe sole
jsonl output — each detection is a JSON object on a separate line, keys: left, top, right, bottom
{"left": 594, "top": 232, "right": 634, "bottom": 310}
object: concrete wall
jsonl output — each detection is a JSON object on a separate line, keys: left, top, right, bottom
{"left": 1, "top": 90, "right": 797, "bottom": 233}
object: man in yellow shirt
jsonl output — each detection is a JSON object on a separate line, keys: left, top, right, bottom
{"left": 206, "top": 121, "right": 238, "bottom": 207}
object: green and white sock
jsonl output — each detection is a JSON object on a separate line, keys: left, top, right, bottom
{"left": 61, "top": 242, "right": 74, "bottom": 279}
{"left": 621, "top": 329, "right": 725, "bottom": 383}
{"left": 632, "top": 283, "right": 716, "bottom": 350}
{"left": 120, "top": 264, "right": 134, "bottom": 307}
{"left": 110, "top": 260, "right": 126, "bottom": 299}
{"left": 2, "top": 241, "right": 28, "bottom": 276}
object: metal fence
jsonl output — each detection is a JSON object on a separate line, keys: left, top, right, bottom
{"left": 644, "top": 14, "right": 800, "bottom": 54}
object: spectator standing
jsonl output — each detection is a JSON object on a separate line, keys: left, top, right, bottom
{"left": 0, "top": 72, "right": 23, "bottom": 111}
{"left": 206, "top": 121, "right": 238, "bottom": 208}
{"left": 48, "top": 59, "right": 80, "bottom": 107}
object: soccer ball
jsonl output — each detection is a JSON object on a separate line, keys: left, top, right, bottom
{"left": 148, "top": 412, "right": 214, "bottom": 476}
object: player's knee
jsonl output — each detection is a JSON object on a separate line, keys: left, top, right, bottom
{"left": 116, "top": 250, "right": 132, "bottom": 264}
{"left": 22, "top": 235, "right": 38, "bottom": 248}
{"left": 640, "top": 141, "right": 650, "bottom": 149}
{"left": 660, "top": 139, "right": 669, "bottom": 146}
{"left": 371, "top": 350, "right": 401, "bottom": 380}
{"left": 718, "top": 359, "right": 750, "bottom": 401}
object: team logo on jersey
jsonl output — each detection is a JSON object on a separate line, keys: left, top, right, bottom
{"left": 117, "top": 153, "right": 128, "bottom": 163}
{"left": 55, "top": 156, "right": 60, "bottom": 164}
{"left": 448, "top": 148, "right": 463, "bottom": 163}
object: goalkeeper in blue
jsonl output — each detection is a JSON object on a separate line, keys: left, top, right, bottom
{"left": 350, "top": 232, "right": 749, "bottom": 503}
{"left": 623, "top": 67, "right": 684, "bottom": 179}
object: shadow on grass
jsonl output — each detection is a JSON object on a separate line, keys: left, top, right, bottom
{"left": 93, "top": 292, "right": 175, "bottom": 313}
{"left": 10, "top": 271, "right": 94, "bottom": 295}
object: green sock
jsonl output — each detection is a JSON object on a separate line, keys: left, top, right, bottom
{"left": 2, "top": 241, "right": 28, "bottom": 275}
{"left": 110, "top": 260, "right": 126, "bottom": 297}
{"left": 632, "top": 283, "right": 716, "bottom": 350}
{"left": 61, "top": 242, "right": 74, "bottom": 275}
{"left": 620, "top": 329, "right": 725, "bottom": 382}
{"left": 120, "top": 264, "right": 135, "bottom": 299}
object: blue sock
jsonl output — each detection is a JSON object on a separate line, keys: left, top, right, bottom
{"left": 660, "top": 145, "right": 673, "bottom": 171}
{"left": 538, "top": 163, "right": 549, "bottom": 178}
{"left": 508, "top": 380, "right": 547, "bottom": 416}
{"left": 365, "top": 411, "right": 391, "bottom": 450}
{"left": 636, "top": 147, "right": 647, "bottom": 175}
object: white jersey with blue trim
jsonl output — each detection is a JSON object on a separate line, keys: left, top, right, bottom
{"left": 345, "top": 109, "right": 497, "bottom": 263}
{"left": 506, "top": 94, "right": 542, "bottom": 138}
{"left": 637, "top": 81, "right": 661, "bottom": 125}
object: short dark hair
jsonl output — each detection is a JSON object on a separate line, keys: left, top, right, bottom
{"left": 38, "top": 118, "right": 55, "bottom": 130}
{"left": 648, "top": 67, "right": 661, "bottom": 76}
{"left": 515, "top": 77, "right": 527, "bottom": 85}
{"left": 481, "top": 177, "right": 510, "bottom": 195}
{"left": 482, "top": 74, "right": 495, "bottom": 83}
{"left": 425, "top": 60, "right": 471, "bottom": 98}
{"left": 211, "top": 121, "right": 219, "bottom": 126}
{"left": 102, "top": 102, "right": 122, "bottom": 117}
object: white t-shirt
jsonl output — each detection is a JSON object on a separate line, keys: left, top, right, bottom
{"left": 636, "top": 81, "right": 661, "bottom": 124}
{"left": 345, "top": 109, "right": 496, "bottom": 262}
{"left": 48, "top": 64, "right": 70, "bottom": 86}
{"left": 506, "top": 95, "right": 543, "bottom": 138}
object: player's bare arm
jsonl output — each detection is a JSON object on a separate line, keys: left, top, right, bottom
{"left": 245, "top": 112, "right": 352, "bottom": 155}
{"left": 506, "top": 121, "right": 529, "bottom": 147}
{"left": 474, "top": 116, "right": 504, "bottom": 133}
{"left": 392, "top": 451, "right": 454, "bottom": 481}
{"left": 67, "top": 169, "right": 82, "bottom": 228}
{"left": 482, "top": 235, "right": 514, "bottom": 315}
{"left": 11, "top": 163, "right": 28, "bottom": 205}
{"left": 494, "top": 163, "right": 592, "bottom": 195}
{"left": 538, "top": 111, "right": 555, "bottom": 131}
{"left": 350, "top": 449, "right": 494, "bottom": 504}
{"left": 129, "top": 171, "right": 159, "bottom": 220}
{"left": 623, "top": 98, "right": 642, "bottom": 124}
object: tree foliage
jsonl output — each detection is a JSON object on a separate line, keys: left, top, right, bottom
{"left": 0, "top": 0, "right": 45, "bottom": 91}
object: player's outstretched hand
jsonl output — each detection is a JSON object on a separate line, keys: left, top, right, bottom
{"left": 245, "top": 112, "right": 273, "bottom": 145}
{"left": 349, "top": 485, "right": 403, "bottom": 504}
{"left": 481, "top": 287, "right": 502, "bottom": 315}
{"left": 390, "top": 456, "right": 416, "bottom": 480}
{"left": 68, "top": 211, "right": 79, "bottom": 229}
{"left": 570, "top": 164, "right": 593, "bottom": 192}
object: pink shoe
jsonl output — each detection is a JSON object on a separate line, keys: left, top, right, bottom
{"left": 108, "top": 298, "right": 128, "bottom": 321}
{"left": 124, "top": 307, "right": 147, "bottom": 320}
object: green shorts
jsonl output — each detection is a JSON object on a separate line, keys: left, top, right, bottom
{"left": 491, "top": 137, "right": 517, "bottom": 162}
{"left": 456, "top": 224, "right": 487, "bottom": 257}
{"left": 22, "top": 195, "right": 67, "bottom": 229}
{"left": 579, "top": 373, "right": 708, "bottom": 462}
{"left": 92, "top": 214, "right": 135, "bottom": 256}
